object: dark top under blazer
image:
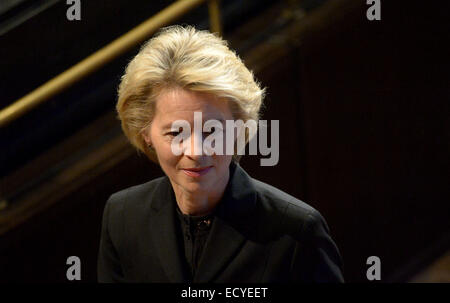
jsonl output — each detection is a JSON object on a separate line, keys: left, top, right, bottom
{"left": 97, "top": 161, "right": 344, "bottom": 283}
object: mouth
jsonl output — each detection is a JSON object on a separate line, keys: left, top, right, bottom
{"left": 181, "top": 166, "right": 213, "bottom": 178}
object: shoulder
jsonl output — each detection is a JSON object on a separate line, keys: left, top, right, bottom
{"left": 250, "top": 177, "right": 329, "bottom": 238}
{"left": 105, "top": 176, "right": 167, "bottom": 215}
{"left": 252, "top": 178, "right": 316, "bottom": 215}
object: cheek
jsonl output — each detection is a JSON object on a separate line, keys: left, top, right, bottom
{"left": 152, "top": 136, "right": 179, "bottom": 166}
{"left": 213, "top": 155, "right": 232, "bottom": 171}
{"left": 221, "top": 128, "right": 237, "bottom": 151}
{"left": 157, "top": 151, "right": 181, "bottom": 180}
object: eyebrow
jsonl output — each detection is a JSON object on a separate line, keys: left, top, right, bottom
{"left": 162, "top": 123, "right": 175, "bottom": 131}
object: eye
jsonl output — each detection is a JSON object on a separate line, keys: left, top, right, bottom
{"left": 166, "top": 131, "right": 181, "bottom": 137}
{"left": 203, "top": 127, "right": 216, "bottom": 135}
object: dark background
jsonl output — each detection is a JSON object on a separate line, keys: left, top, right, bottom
{"left": 0, "top": 0, "right": 449, "bottom": 282}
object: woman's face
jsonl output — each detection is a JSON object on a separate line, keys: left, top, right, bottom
{"left": 143, "top": 87, "right": 234, "bottom": 194}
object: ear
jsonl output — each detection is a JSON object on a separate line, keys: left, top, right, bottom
{"left": 141, "top": 126, "right": 152, "bottom": 146}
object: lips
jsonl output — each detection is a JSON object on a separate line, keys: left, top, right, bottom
{"left": 182, "top": 166, "right": 213, "bottom": 177}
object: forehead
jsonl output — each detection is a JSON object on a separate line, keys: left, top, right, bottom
{"left": 154, "top": 88, "right": 232, "bottom": 121}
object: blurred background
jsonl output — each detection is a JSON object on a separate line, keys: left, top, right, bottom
{"left": 0, "top": 0, "right": 449, "bottom": 283}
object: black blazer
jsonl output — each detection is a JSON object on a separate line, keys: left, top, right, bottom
{"left": 97, "top": 161, "right": 344, "bottom": 282}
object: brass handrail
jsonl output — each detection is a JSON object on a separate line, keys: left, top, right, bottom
{"left": 0, "top": 0, "right": 222, "bottom": 127}
{"left": 207, "top": 0, "right": 222, "bottom": 35}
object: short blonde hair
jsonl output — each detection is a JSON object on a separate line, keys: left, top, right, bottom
{"left": 116, "top": 25, "right": 265, "bottom": 163}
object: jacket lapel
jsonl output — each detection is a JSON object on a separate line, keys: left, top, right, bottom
{"left": 149, "top": 177, "right": 190, "bottom": 282}
{"left": 194, "top": 162, "right": 258, "bottom": 282}
{"left": 148, "top": 162, "right": 258, "bottom": 283}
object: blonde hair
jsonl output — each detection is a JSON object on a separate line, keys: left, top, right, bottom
{"left": 116, "top": 25, "right": 265, "bottom": 163}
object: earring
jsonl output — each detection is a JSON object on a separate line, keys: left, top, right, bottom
{"left": 148, "top": 144, "right": 154, "bottom": 150}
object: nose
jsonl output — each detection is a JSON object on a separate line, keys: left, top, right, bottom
{"left": 184, "top": 130, "right": 217, "bottom": 161}
{"left": 184, "top": 130, "right": 205, "bottom": 159}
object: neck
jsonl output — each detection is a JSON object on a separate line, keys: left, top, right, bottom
{"left": 171, "top": 169, "right": 230, "bottom": 216}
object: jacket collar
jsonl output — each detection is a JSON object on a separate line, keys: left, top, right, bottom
{"left": 148, "top": 161, "right": 258, "bottom": 282}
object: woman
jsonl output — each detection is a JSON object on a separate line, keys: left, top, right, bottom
{"left": 97, "top": 25, "right": 344, "bottom": 282}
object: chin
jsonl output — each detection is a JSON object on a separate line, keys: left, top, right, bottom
{"left": 181, "top": 178, "right": 211, "bottom": 192}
